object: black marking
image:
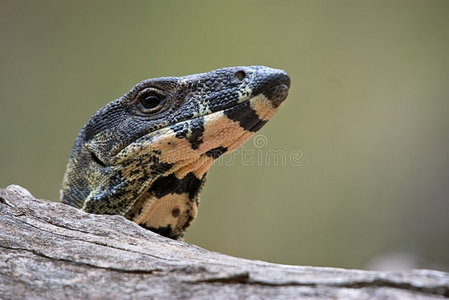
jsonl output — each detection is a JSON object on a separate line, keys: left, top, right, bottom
{"left": 140, "top": 223, "right": 175, "bottom": 238}
{"left": 224, "top": 101, "right": 267, "bottom": 132}
{"left": 188, "top": 117, "right": 204, "bottom": 150}
{"left": 126, "top": 208, "right": 139, "bottom": 220}
{"left": 148, "top": 174, "right": 177, "bottom": 198}
{"left": 181, "top": 210, "right": 195, "bottom": 231}
{"left": 173, "top": 122, "right": 189, "bottom": 139}
{"left": 149, "top": 172, "right": 203, "bottom": 201}
{"left": 205, "top": 146, "right": 228, "bottom": 159}
{"left": 173, "top": 117, "right": 205, "bottom": 150}
{"left": 172, "top": 208, "right": 181, "bottom": 217}
{"left": 129, "top": 169, "right": 141, "bottom": 177}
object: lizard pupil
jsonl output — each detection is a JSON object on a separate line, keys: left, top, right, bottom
{"left": 142, "top": 95, "right": 162, "bottom": 109}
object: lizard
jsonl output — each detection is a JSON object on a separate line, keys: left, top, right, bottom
{"left": 60, "top": 66, "right": 290, "bottom": 239}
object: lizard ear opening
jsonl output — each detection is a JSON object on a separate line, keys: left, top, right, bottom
{"left": 90, "top": 152, "right": 106, "bottom": 167}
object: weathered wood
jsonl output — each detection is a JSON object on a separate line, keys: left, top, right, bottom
{"left": 0, "top": 185, "right": 448, "bottom": 299}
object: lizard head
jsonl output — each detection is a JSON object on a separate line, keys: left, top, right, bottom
{"left": 61, "top": 66, "right": 290, "bottom": 238}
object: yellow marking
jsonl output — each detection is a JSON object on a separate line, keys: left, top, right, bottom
{"left": 134, "top": 192, "right": 197, "bottom": 237}
{"left": 192, "top": 103, "right": 213, "bottom": 118}
{"left": 249, "top": 95, "right": 277, "bottom": 121}
{"left": 237, "top": 85, "right": 252, "bottom": 103}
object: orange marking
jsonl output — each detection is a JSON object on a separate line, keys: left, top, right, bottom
{"left": 134, "top": 192, "right": 197, "bottom": 236}
{"left": 250, "top": 95, "right": 277, "bottom": 121}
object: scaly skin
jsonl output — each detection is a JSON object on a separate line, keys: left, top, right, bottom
{"left": 61, "top": 66, "right": 290, "bottom": 239}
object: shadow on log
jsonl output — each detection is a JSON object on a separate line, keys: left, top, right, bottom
{"left": 1, "top": 185, "right": 448, "bottom": 299}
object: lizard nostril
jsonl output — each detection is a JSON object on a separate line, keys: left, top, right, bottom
{"left": 234, "top": 70, "right": 246, "bottom": 81}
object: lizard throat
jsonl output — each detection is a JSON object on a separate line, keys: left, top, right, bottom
{"left": 121, "top": 93, "right": 283, "bottom": 239}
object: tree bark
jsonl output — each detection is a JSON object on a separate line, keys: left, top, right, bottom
{"left": 0, "top": 185, "right": 448, "bottom": 299}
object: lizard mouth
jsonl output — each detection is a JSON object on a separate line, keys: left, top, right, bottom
{"left": 221, "top": 81, "right": 290, "bottom": 134}
{"left": 90, "top": 69, "right": 290, "bottom": 166}
{"left": 261, "top": 82, "right": 290, "bottom": 107}
{"left": 102, "top": 81, "right": 289, "bottom": 165}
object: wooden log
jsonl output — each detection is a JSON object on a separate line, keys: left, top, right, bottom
{"left": 0, "top": 185, "right": 448, "bottom": 299}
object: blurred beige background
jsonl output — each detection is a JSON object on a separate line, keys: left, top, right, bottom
{"left": 1, "top": 1, "right": 448, "bottom": 271}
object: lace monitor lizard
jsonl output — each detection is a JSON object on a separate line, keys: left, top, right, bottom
{"left": 61, "top": 66, "right": 290, "bottom": 239}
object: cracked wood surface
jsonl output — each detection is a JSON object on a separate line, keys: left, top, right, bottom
{"left": 0, "top": 185, "right": 448, "bottom": 299}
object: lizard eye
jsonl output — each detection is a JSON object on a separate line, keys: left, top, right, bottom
{"left": 137, "top": 89, "right": 166, "bottom": 113}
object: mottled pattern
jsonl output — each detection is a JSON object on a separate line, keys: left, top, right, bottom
{"left": 61, "top": 66, "right": 290, "bottom": 239}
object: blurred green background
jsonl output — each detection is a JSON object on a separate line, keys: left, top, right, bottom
{"left": 1, "top": 0, "right": 448, "bottom": 271}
